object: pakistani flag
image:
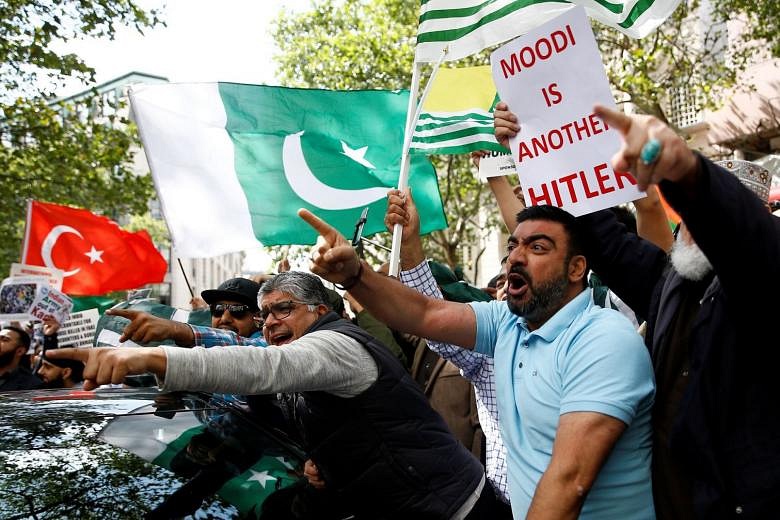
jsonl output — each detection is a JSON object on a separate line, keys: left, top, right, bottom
{"left": 411, "top": 66, "right": 506, "bottom": 155}
{"left": 130, "top": 83, "right": 447, "bottom": 258}
{"left": 415, "top": 0, "right": 683, "bottom": 62}
{"left": 99, "top": 404, "right": 304, "bottom": 517}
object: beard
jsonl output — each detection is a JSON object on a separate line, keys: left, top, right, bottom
{"left": 670, "top": 236, "right": 713, "bottom": 281}
{"left": 506, "top": 269, "right": 568, "bottom": 324}
{"left": 0, "top": 350, "right": 17, "bottom": 369}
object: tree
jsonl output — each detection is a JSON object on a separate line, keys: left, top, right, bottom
{"left": 0, "top": 0, "right": 163, "bottom": 277}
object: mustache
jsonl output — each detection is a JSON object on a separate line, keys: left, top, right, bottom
{"left": 508, "top": 264, "right": 531, "bottom": 280}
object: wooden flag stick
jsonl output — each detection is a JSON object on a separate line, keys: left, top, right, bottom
{"left": 177, "top": 258, "right": 195, "bottom": 298}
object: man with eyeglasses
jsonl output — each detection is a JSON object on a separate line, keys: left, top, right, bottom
{"left": 51, "top": 271, "right": 494, "bottom": 519}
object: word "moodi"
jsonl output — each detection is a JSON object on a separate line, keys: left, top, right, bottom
{"left": 498, "top": 24, "right": 576, "bottom": 79}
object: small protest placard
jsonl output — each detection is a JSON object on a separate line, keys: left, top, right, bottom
{"left": 0, "top": 276, "right": 73, "bottom": 323}
{"left": 490, "top": 5, "right": 642, "bottom": 216}
{"left": 478, "top": 150, "right": 518, "bottom": 181}
{"left": 29, "top": 285, "right": 73, "bottom": 324}
{"left": 57, "top": 309, "right": 99, "bottom": 348}
{"left": 10, "top": 263, "right": 64, "bottom": 291}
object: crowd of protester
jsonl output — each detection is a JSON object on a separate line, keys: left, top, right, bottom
{"left": 6, "top": 101, "right": 777, "bottom": 519}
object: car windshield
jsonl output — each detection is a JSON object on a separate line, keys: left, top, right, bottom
{"left": 0, "top": 387, "right": 305, "bottom": 519}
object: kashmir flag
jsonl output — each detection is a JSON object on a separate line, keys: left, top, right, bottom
{"left": 130, "top": 83, "right": 447, "bottom": 258}
{"left": 415, "top": 0, "right": 683, "bottom": 62}
{"left": 411, "top": 65, "right": 507, "bottom": 155}
{"left": 21, "top": 201, "right": 167, "bottom": 296}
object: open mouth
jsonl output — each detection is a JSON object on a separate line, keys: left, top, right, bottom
{"left": 507, "top": 272, "right": 528, "bottom": 298}
{"left": 270, "top": 332, "right": 293, "bottom": 345}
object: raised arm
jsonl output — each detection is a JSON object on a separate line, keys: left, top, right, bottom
{"left": 299, "top": 208, "right": 477, "bottom": 348}
{"left": 633, "top": 185, "right": 673, "bottom": 252}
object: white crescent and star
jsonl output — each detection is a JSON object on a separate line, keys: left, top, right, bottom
{"left": 282, "top": 131, "right": 389, "bottom": 210}
{"left": 40, "top": 225, "right": 104, "bottom": 278}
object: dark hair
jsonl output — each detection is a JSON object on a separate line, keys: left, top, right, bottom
{"left": 609, "top": 206, "right": 637, "bottom": 235}
{"left": 516, "top": 205, "right": 586, "bottom": 257}
{"left": 3, "top": 326, "right": 31, "bottom": 350}
{"left": 515, "top": 205, "right": 588, "bottom": 287}
{"left": 259, "top": 271, "right": 331, "bottom": 309}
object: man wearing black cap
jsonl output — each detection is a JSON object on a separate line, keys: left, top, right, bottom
{"left": 0, "top": 326, "right": 42, "bottom": 391}
{"left": 200, "top": 277, "right": 263, "bottom": 339}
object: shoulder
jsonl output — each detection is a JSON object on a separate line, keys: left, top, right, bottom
{"left": 564, "top": 304, "right": 648, "bottom": 360}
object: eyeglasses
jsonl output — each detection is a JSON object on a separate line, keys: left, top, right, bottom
{"left": 259, "top": 300, "right": 313, "bottom": 325}
{"left": 210, "top": 303, "right": 253, "bottom": 320}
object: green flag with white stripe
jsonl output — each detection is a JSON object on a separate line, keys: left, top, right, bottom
{"left": 130, "top": 83, "right": 447, "bottom": 258}
{"left": 411, "top": 65, "right": 507, "bottom": 155}
{"left": 415, "top": 0, "right": 683, "bottom": 62}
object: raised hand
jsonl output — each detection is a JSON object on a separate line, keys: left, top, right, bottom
{"left": 384, "top": 188, "right": 420, "bottom": 242}
{"left": 298, "top": 209, "right": 362, "bottom": 285}
{"left": 593, "top": 104, "right": 698, "bottom": 192}
{"left": 493, "top": 101, "right": 520, "bottom": 150}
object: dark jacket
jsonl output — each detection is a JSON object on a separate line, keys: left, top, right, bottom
{"left": 294, "top": 312, "right": 484, "bottom": 519}
{"left": 0, "top": 367, "right": 43, "bottom": 391}
{"left": 580, "top": 155, "right": 780, "bottom": 518}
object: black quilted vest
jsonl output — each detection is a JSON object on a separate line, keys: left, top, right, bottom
{"left": 294, "top": 311, "right": 484, "bottom": 519}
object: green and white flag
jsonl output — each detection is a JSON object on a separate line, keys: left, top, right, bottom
{"left": 99, "top": 404, "right": 303, "bottom": 517}
{"left": 415, "top": 0, "right": 683, "bottom": 62}
{"left": 411, "top": 65, "right": 506, "bottom": 155}
{"left": 130, "top": 83, "right": 447, "bottom": 258}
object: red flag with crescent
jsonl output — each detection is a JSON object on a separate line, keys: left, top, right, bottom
{"left": 21, "top": 201, "right": 168, "bottom": 296}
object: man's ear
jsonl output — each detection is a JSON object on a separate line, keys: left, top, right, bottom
{"left": 568, "top": 255, "right": 587, "bottom": 283}
{"left": 317, "top": 304, "right": 330, "bottom": 316}
{"left": 62, "top": 367, "right": 72, "bottom": 381}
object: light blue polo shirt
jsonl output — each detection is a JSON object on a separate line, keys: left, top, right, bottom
{"left": 470, "top": 289, "right": 655, "bottom": 519}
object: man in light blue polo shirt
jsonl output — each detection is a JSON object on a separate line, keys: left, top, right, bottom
{"left": 298, "top": 202, "right": 655, "bottom": 519}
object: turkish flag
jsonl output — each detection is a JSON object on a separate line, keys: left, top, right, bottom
{"left": 22, "top": 201, "right": 168, "bottom": 296}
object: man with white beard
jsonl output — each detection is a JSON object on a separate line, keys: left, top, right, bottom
{"left": 494, "top": 103, "right": 779, "bottom": 519}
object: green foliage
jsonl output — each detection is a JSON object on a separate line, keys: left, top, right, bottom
{"left": 126, "top": 211, "right": 171, "bottom": 248}
{"left": 0, "top": 0, "right": 162, "bottom": 277}
{"left": 593, "top": 0, "right": 758, "bottom": 124}
{"left": 711, "top": 0, "right": 780, "bottom": 58}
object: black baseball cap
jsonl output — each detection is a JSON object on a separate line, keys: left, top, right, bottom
{"left": 201, "top": 278, "right": 261, "bottom": 311}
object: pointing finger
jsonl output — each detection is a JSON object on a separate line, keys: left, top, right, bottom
{"left": 45, "top": 347, "right": 91, "bottom": 363}
{"left": 298, "top": 208, "right": 343, "bottom": 243}
{"left": 106, "top": 308, "right": 140, "bottom": 319}
{"left": 593, "top": 104, "right": 631, "bottom": 134}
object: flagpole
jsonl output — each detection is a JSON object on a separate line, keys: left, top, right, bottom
{"left": 176, "top": 258, "right": 195, "bottom": 299}
{"left": 389, "top": 47, "right": 448, "bottom": 277}
{"left": 20, "top": 199, "right": 33, "bottom": 263}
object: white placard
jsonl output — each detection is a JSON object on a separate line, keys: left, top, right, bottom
{"left": 490, "top": 6, "right": 642, "bottom": 216}
{"left": 478, "top": 150, "right": 518, "bottom": 181}
{"left": 10, "top": 263, "right": 63, "bottom": 291}
{"left": 57, "top": 309, "right": 99, "bottom": 349}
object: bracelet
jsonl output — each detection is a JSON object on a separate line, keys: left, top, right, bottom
{"left": 335, "top": 261, "right": 364, "bottom": 291}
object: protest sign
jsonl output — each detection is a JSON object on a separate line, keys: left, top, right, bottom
{"left": 29, "top": 285, "right": 73, "bottom": 324}
{"left": 0, "top": 276, "right": 73, "bottom": 323}
{"left": 10, "top": 263, "right": 63, "bottom": 290}
{"left": 57, "top": 309, "right": 100, "bottom": 349}
{"left": 478, "top": 150, "right": 518, "bottom": 181}
{"left": 490, "top": 6, "right": 643, "bottom": 216}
